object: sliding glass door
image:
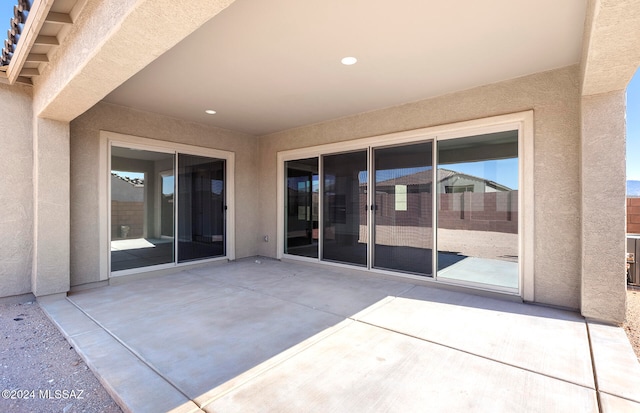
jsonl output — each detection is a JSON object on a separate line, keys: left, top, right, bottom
{"left": 110, "top": 147, "right": 175, "bottom": 271}
{"left": 110, "top": 145, "right": 228, "bottom": 273}
{"left": 373, "top": 142, "right": 433, "bottom": 276}
{"left": 178, "top": 154, "right": 226, "bottom": 262}
{"left": 285, "top": 158, "right": 319, "bottom": 258}
{"left": 281, "top": 126, "right": 521, "bottom": 294}
{"left": 436, "top": 131, "right": 519, "bottom": 289}
{"left": 322, "top": 151, "right": 368, "bottom": 266}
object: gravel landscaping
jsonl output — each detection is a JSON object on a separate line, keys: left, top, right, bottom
{"left": 625, "top": 287, "right": 640, "bottom": 362}
{"left": 0, "top": 300, "right": 121, "bottom": 413}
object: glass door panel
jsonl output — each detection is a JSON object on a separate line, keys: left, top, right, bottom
{"left": 110, "top": 147, "right": 175, "bottom": 271}
{"left": 285, "top": 158, "right": 319, "bottom": 258}
{"left": 177, "top": 154, "right": 226, "bottom": 262}
{"left": 436, "top": 131, "right": 519, "bottom": 290}
{"left": 373, "top": 142, "right": 433, "bottom": 275}
{"left": 322, "top": 151, "right": 368, "bottom": 266}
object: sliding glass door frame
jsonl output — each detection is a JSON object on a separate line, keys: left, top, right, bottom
{"left": 104, "top": 132, "right": 235, "bottom": 277}
{"left": 433, "top": 129, "right": 534, "bottom": 292}
{"left": 277, "top": 111, "right": 533, "bottom": 300}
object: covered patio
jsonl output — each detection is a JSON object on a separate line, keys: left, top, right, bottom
{"left": 39, "top": 259, "right": 640, "bottom": 413}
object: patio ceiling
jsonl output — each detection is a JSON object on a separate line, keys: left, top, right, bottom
{"left": 102, "top": 0, "right": 587, "bottom": 136}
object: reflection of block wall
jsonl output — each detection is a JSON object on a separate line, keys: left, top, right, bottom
{"left": 628, "top": 198, "right": 640, "bottom": 234}
{"left": 361, "top": 190, "right": 518, "bottom": 233}
{"left": 111, "top": 201, "right": 144, "bottom": 239}
{"left": 439, "top": 191, "right": 518, "bottom": 234}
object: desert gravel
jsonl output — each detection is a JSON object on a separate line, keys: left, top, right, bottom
{"left": 625, "top": 287, "right": 640, "bottom": 362}
{"left": 0, "top": 300, "right": 121, "bottom": 413}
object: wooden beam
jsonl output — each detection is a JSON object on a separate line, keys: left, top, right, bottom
{"left": 26, "top": 53, "right": 49, "bottom": 63}
{"left": 20, "top": 68, "right": 39, "bottom": 76}
{"left": 45, "top": 12, "right": 73, "bottom": 24}
{"left": 34, "top": 35, "right": 59, "bottom": 46}
{"left": 16, "top": 76, "right": 32, "bottom": 85}
{"left": 7, "top": 0, "right": 56, "bottom": 84}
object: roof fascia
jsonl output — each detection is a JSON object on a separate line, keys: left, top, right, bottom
{"left": 7, "top": 0, "right": 56, "bottom": 84}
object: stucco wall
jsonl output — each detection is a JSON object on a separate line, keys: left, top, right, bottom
{"left": 69, "top": 101, "right": 258, "bottom": 287}
{"left": 581, "top": 90, "right": 627, "bottom": 323}
{"left": 257, "top": 65, "right": 582, "bottom": 309}
{"left": 0, "top": 83, "right": 33, "bottom": 297}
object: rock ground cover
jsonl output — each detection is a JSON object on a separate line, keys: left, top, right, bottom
{"left": 0, "top": 300, "right": 121, "bottom": 413}
{"left": 625, "top": 287, "right": 640, "bottom": 362}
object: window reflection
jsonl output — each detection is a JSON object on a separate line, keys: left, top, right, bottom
{"left": 110, "top": 147, "right": 175, "bottom": 271}
{"left": 436, "top": 131, "right": 519, "bottom": 289}
{"left": 323, "top": 151, "right": 368, "bottom": 266}
{"left": 177, "top": 154, "right": 226, "bottom": 262}
{"left": 373, "top": 142, "right": 433, "bottom": 276}
{"left": 285, "top": 158, "right": 319, "bottom": 258}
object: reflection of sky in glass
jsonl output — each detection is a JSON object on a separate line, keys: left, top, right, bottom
{"left": 444, "top": 158, "right": 518, "bottom": 190}
{"left": 113, "top": 171, "right": 143, "bottom": 181}
{"left": 211, "top": 180, "right": 224, "bottom": 195}
{"left": 628, "top": 68, "right": 640, "bottom": 180}
{"left": 162, "top": 176, "right": 174, "bottom": 195}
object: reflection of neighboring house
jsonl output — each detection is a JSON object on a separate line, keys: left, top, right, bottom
{"left": 373, "top": 168, "right": 512, "bottom": 194}
{"left": 439, "top": 170, "right": 512, "bottom": 193}
{"left": 363, "top": 169, "right": 517, "bottom": 233}
{"left": 111, "top": 173, "right": 144, "bottom": 202}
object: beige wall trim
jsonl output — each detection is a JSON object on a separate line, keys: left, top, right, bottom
{"left": 98, "top": 132, "right": 108, "bottom": 281}
{"left": 100, "top": 131, "right": 236, "bottom": 278}
{"left": 276, "top": 111, "right": 534, "bottom": 301}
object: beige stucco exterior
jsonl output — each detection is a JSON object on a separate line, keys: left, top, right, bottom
{"left": 0, "top": 83, "right": 33, "bottom": 298}
{"left": 32, "top": 117, "right": 70, "bottom": 296}
{"left": 580, "top": 90, "right": 628, "bottom": 322}
{"left": 0, "top": 0, "right": 637, "bottom": 325}
{"left": 258, "top": 66, "right": 581, "bottom": 310}
{"left": 69, "top": 101, "right": 258, "bottom": 287}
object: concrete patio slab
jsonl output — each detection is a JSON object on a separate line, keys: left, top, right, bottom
{"left": 187, "top": 260, "right": 414, "bottom": 318}
{"left": 202, "top": 321, "right": 597, "bottom": 413}
{"left": 599, "top": 393, "right": 640, "bottom": 413}
{"left": 37, "top": 258, "right": 640, "bottom": 412}
{"left": 437, "top": 256, "right": 518, "bottom": 289}
{"left": 38, "top": 297, "right": 201, "bottom": 413}
{"left": 68, "top": 275, "right": 241, "bottom": 329}
{"left": 86, "top": 287, "right": 343, "bottom": 398}
{"left": 588, "top": 321, "right": 640, "bottom": 403}
{"left": 358, "top": 285, "right": 595, "bottom": 388}
{"left": 37, "top": 293, "right": 103, "bottom": 337}
{"left": 196, "top": 260, "right": 414, "bottom": 317}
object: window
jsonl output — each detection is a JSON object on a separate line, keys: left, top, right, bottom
{"left": 106, "top": 134, "right": 234, "bottom": 275}
{"left": 278, "top": 112, "right": 532, "bottom": 297}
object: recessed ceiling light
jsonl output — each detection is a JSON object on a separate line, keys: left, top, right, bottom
{"left": 205, "top": 109, "right": 217, "bottom": 115}
{"left": 341, "top": 56, "right": 358, "bottom": 66}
